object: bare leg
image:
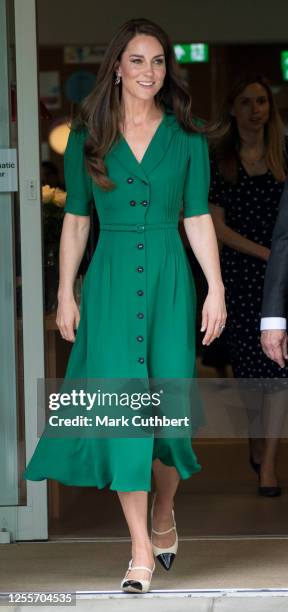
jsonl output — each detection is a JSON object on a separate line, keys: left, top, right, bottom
{"left": 260, "top": 390, "right": 286, "bottom": 487}
{"left": 260, "top": 438, "right": 280, "bottom": 486}
{"left": 151, "top": 459, "right": 180, "bottom": 548}
{"left": 117, "top": 491, "right": 154, "bottom": 582}
{"left": 248, "top": 437, "right": 265, "bottom": 465}
{"left": 239, "top": 387, "right": 265, "bottom": 465}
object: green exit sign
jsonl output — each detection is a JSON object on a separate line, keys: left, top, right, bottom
{"left": 174, "top": 43, "right": 209, "bottom": 64}
{"left": 281, "top": 51, "right": 288, "bottom": 81}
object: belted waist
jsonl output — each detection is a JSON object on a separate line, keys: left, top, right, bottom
{"left": 100, "top": 222, "right": 178, "bottom": 233}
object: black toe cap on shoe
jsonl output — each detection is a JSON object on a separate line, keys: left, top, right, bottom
{"left": 258, "top": 486, "right": 282, "bottom": 497}
{"left": 156, "top": 553, "right": 176, "bottom": 570}
{"left": 122, "top": 580, "right": 143, "bottom": 591}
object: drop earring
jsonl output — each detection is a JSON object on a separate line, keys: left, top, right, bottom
{"left": 114, "top": 73, "right": 121, "bottom": 86}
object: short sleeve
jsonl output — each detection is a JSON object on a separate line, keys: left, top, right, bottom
{"left": 183, "top": 132, "right": 210, "bottom": 218}
{"left": 208, "top": 157, "right": 227, "bottom": 208}
{"left": 64, "top": 128, "right": 93, "bottom": 216}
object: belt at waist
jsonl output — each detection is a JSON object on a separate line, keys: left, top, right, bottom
{"left": 100, "top": 222, "right": 178, "bottom": 233}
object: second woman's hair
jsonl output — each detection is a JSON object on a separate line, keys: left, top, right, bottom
{"left": 209, "top": 74, "right": 287, "bottom": 183}
{"left": 75, "top": 17, "right": 201, "bottom": 190}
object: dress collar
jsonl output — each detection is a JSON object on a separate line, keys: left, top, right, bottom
{"left": 108, "top": 109, "right": 180, "bottom": 182}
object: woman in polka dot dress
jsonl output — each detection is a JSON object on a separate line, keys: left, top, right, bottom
{"left": 209, "top": 75, "right": 287, "bottom": 496}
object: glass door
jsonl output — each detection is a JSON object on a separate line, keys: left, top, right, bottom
{"left": 0, "top": 0, "right": 47, "bottom": 540}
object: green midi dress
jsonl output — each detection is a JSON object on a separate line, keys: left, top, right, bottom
{"left": 23, "top": 109, "right": 210, "bottom": 491}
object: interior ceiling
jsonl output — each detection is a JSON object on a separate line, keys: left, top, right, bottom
{"left": 36, "top": 0, "right": 288, "bottom": 45}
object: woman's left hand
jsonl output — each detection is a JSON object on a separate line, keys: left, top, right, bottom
{"left": 201, "top": 285, "right": 227, "bottom": 345}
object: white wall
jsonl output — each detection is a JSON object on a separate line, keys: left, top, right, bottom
{"left": 37, "top": 0, "right": 288, "bottom": 45}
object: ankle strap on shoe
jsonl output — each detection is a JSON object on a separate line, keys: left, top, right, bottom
{"left": 151, "top": 525, "right": 176, "bottom": 535}
{"left": 128, "top": 559, "right": 155, "bottom": 573}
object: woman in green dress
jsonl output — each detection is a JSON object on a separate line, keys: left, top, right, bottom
{"left": 23, "top": 18, "right": 226, "bottom": 593}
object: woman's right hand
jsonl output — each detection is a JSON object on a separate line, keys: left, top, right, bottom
{"left": 56, "top": 294, "right": 80, "bottom": 342}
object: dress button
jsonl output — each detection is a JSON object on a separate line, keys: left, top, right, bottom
{"left": 138, "top": 357, "right": 145, "bottom": 364}
{"left": 137, "top": 266, "right": 144, "bottom": 273}
{"left": 130, "top": 200, "right": 136, "bottom": 206}
{"left": 137, "top": 312, "right": 144, "bottom": 319}
{"left": 137, "top": 290, "right": 144, "bottom": 296}
{"left": 137, "top": 336, "right": 144, "bottom": 342}
{"left": 141, "top": 200, "right": 148, "bottom": 207}
{"left": 137, "top": 243, "right": 144, "bottom": 249}
{"left": 127, "top": 178, "right": 134, "bottom": 184}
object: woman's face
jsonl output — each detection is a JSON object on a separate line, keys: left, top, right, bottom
{"left": 117, "top": 34, "right": 166, "bottom": 102}
{"left": 231, "top": 83, "right": 270, "bottom": 132}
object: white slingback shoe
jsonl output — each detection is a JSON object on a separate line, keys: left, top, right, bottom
{"left": 121, "top": 558, "right": 155, "bottom": 593}
{"left": 151, "top": 494, "right": 178, "bottom": 570}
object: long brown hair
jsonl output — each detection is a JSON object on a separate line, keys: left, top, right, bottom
{"left": 209, "top": 74, "right": 287, "bottom": 183}
{"left": 74, "top": 18, "right": 202, "bottom": 190}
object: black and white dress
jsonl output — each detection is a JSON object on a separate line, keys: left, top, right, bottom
{"left": 209, "top": 157, "right": 287, "bottom": 378}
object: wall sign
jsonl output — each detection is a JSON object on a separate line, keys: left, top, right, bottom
{"left": 174, "top": 43, "right": 209, "bottom": 64}
{"left": 39, "top": 71, "right": 61, "bottom": 110}
{"left": 0, "top": 149, "right": 18, "bottom": 192}
{"left": 281, "top": 51, "right": 288, "bottom": 81}
{"left": 64, "top": 46, "right": 106, "bottom": 64}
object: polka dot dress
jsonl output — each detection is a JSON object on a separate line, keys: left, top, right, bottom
{"left": 209, "top": 157, "right": 287, "bottom": 378}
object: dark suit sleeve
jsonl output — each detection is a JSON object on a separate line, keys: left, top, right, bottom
{"left": 261, "top": 179, "right": 288, "bottom": 317}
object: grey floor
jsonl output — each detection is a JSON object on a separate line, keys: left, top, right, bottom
{"left": 2, "top": 597, "right": 288, "bottom": 612}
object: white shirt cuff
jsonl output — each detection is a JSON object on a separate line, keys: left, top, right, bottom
{"left": 260, "top": 317, "right": 287, "bottom": 331}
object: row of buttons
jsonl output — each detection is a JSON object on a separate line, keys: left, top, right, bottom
{"left": 128, "top": 177, "right": 147, "bottom": 365}
{"left": 137, "top": 250, "right": 145, "bottom": 362}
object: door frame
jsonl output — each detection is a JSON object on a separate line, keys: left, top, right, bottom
{"left": 0, "top": 0, "right": 48, "bottom": 541}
